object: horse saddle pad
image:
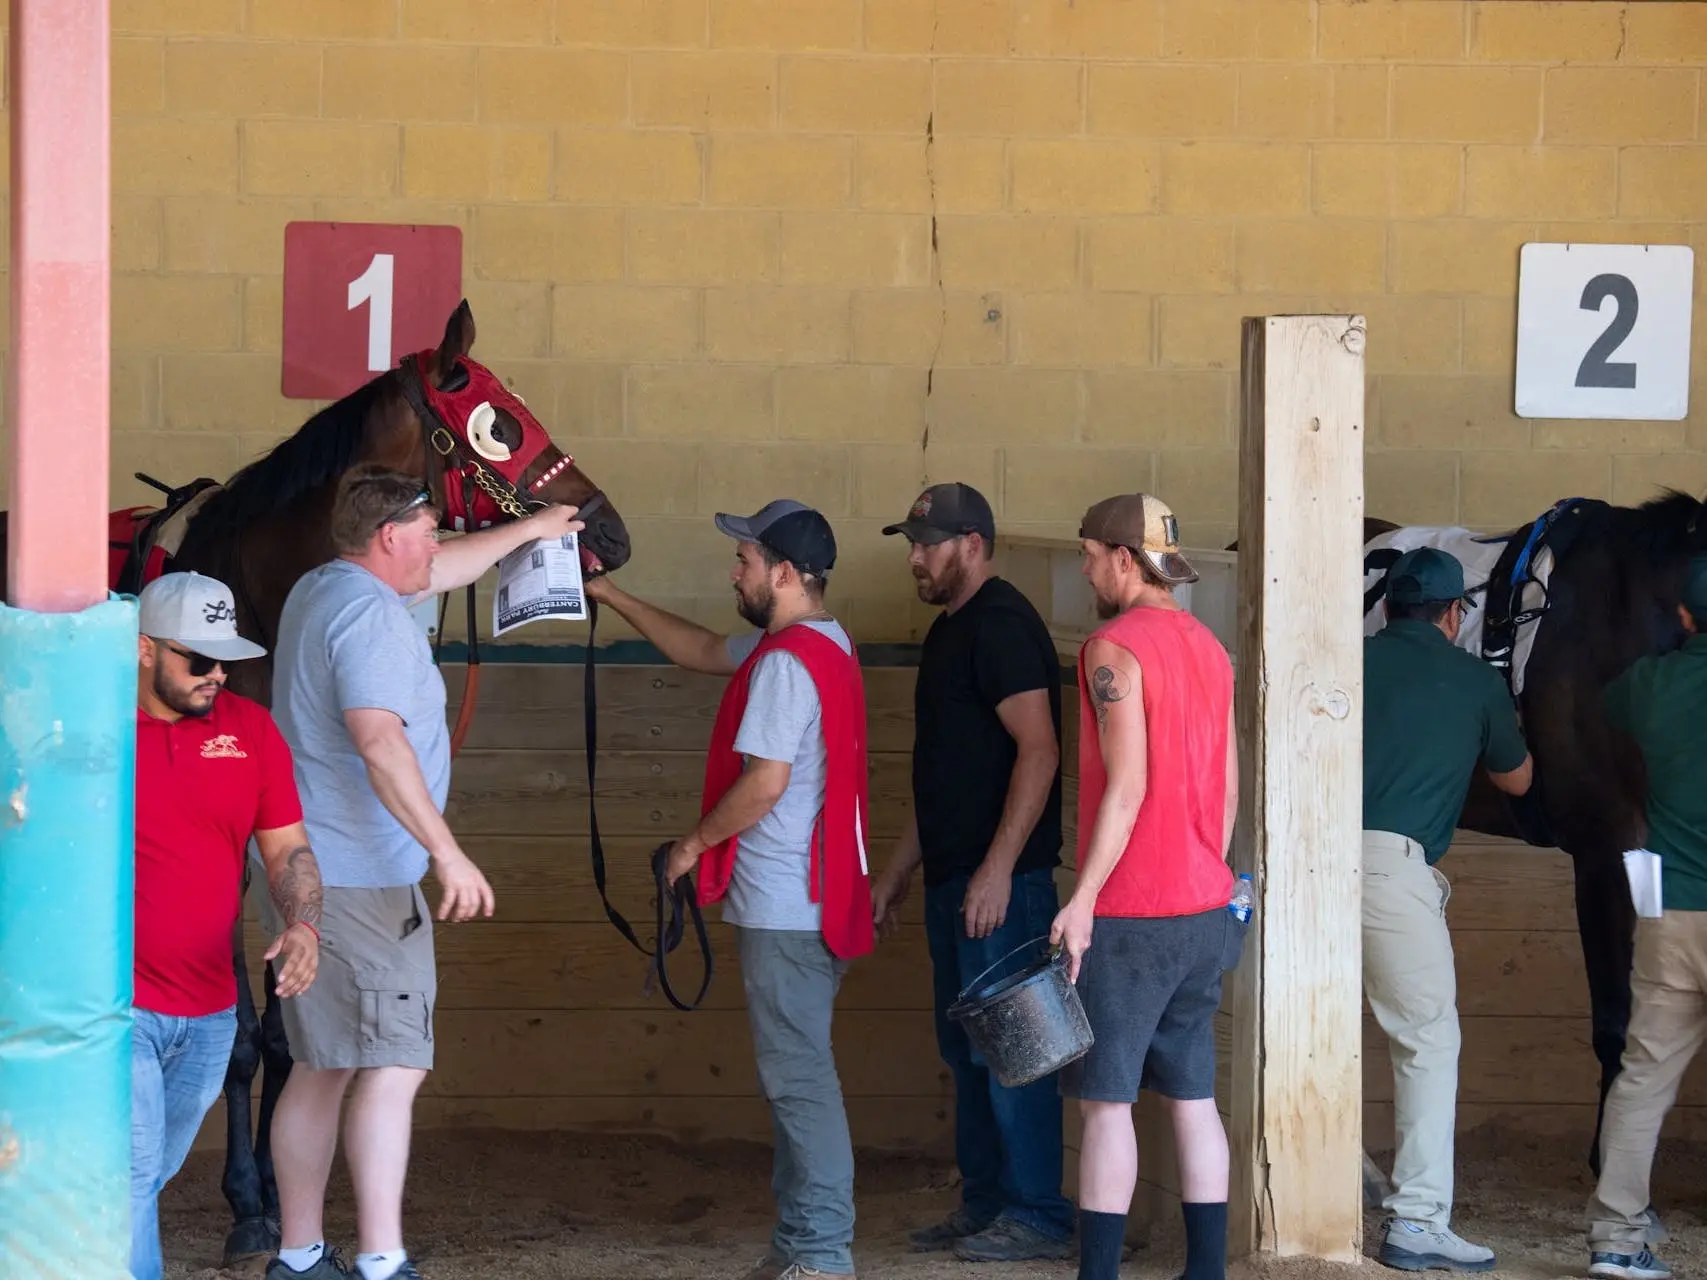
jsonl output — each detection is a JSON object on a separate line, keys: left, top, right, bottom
{"left": 1362, "top": 525, "right": 1553, "bottom": 696}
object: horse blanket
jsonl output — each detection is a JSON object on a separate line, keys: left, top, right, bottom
{"left": 1362, "top": 525, "right": 1555, "bottom": 697}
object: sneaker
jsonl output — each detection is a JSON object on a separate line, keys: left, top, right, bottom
{"left": 908, "top": 1207, "right": 993, "bottom": 1252}
{"left": 1589, "top": 1247, "right": 1671, "bottom": 1280}
{"left": 742, "top": 1256, "right": 790, "bottom": 1280}
{"left": 265, "top": 1249, "right": 351, "bottom": 1279}
{"left": 1377, "top": 1219, "right": 1496, "bottom": 1273}
{"left": 952, "top": 1216, "right": 1074, "bottom": 1263}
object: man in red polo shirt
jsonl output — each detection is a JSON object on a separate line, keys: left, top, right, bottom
{"left": 131, "top": 571, "right": 324, "bottom": 1280}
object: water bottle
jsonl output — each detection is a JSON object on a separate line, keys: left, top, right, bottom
{"left": 1227, "top": 873, "right": 1254, "bottom": 924}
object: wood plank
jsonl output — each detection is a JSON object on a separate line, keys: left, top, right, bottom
{"left": 1360, "top": 1015, "right": 1707, "bottom": 1106}
{"left": 193, "top": 1094, "right": 954, "bottom": 1157}
{"left": 441, "top": 664, "right": 919, "bottom": 755}
{"left": 444, "top": 749, "right": 914, "bottom": 838}
{"left": 419, "top": 1009, "right": 949, "bottom": 1101}
{"left": 1230, "top": 313, "right": 1367, "bottom": 1261}
{"left": 240, "top": 918, "right": 937, "bottom": 1013}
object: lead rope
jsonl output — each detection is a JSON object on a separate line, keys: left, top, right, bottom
{"left": 582, "top": 597, "right": 714, "bottom": 1010}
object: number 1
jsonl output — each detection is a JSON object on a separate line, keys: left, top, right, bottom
{"left": 348, "top": 252, "right": 395, "bottom": 373}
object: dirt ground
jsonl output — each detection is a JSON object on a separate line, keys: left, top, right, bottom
{"left": 159, "top": 1124, "right": 1707, "bottom": 1280}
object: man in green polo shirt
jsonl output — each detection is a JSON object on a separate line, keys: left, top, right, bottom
{"left": 1582, "top": 555, "right": 1707, "bottom": 1280}
{"left": 1363, "top": 546, "right": 1534, "bottom": 1273}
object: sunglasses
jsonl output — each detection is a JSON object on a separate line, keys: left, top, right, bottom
{"left": 160, "top": 642, "right": 224, "bottom": 678}
{"left": 381, "top": 487, "right": 434, "bottom": 527}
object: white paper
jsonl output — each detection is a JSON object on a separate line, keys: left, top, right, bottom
{"left": 493, "top": 534, "right": 587, "bottom": 636}
{"left": 1623, "top": 849, "right": 1664, "bottom": 919}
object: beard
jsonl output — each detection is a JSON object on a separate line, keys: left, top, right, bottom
{"left": 154, "top": 665, "right": 218, "bottom": 717}
{"left": 914, "top": 556, "right": 969, "bottom": 607}
{"left": 735, "top": 580, "right": 776, "bottom": 629}
{"left": 1093, "top": 590, "right": 1120, "bottom": 620}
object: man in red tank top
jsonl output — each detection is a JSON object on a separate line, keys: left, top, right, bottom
{"left": 1048, "top": 494, "right": 1241, "bottom": 1280}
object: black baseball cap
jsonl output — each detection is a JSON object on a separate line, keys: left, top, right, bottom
{"left": 714, "top": 499, "right": 838, "bottom": 577}
{"left": 881, "top": 482, "right": 996, "bottom": 546}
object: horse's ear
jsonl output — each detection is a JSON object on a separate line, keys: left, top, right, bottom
{"left": 431, "top": 299, "right": 476, "bottom": 387}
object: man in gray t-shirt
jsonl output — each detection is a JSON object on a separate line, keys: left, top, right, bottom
{"left": 586, "top": 498, "right": 864, "bottom": 1280}
{"left": 264, "top": 465, "right": 581, "bottom": 1280}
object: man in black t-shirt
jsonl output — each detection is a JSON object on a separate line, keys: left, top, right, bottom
{"left": 871, "top": 482, "right": 1075, "bottom": 1264}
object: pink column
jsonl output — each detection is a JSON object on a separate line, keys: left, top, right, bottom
{"left": 5, "top": 0, "right": 111, "bottom": 612}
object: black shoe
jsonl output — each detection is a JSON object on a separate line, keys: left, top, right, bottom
{"left": 908, "top": 1208, "right": 993, "bottom": 1252}
{"left": 265, "top": 1247, "right": 350, "bottom": 1279}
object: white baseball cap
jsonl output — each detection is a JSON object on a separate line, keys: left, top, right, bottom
{"left": 137, "top": 571, "right": 267, "bottom": 662}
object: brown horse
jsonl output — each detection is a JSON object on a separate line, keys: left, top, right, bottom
{"left": 1349, "top": 493, "right": 1707, "bottom": 1207}
{"left": 0, "top": 300, "right": 632, "bottom": 1263}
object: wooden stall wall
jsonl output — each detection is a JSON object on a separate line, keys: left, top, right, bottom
{"left": 211, "top": 649, "right": 1707, "bottom": 1196}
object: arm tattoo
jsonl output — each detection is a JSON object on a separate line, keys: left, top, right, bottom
{"left": 270, "top": 844, "right": 324, "bottom": 932}
{"left": 1090, "top": 664, "right": 1130, "bottom": 729}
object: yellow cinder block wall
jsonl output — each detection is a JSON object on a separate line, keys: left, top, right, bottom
{"left": 2, "top": 0, "right": 1706, "bottom": 643}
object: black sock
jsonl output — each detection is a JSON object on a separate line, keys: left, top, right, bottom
{"left": 1079, "top": 1209, "right": 1127, "bottom": 1280}
{"left": 1182, "top": 1201, "right": 1229, "bottom": 1280}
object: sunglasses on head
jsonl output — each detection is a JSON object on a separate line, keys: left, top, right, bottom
{"left": 160, "top": 642, "right": 224, "bottom": 678}
{"left": 381, "top": 487, "right": 434, "bottom": 527}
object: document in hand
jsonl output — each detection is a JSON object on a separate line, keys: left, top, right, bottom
{"left": 494, "top": 534, "right": 588, "bottom": 636}
{"left": 1622, "top": 849, "right": 1663, "bottom": 918}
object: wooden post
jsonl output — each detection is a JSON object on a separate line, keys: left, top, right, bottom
{"left": 1227, "top": 315, "right": 1366, "bottom": 1261}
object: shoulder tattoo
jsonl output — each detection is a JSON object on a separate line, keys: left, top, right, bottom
{"left": 1090, "top": 663, "right": 1130, "bottom": 728}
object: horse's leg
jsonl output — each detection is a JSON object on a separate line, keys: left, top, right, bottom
{"left": 220, "top": 922, "right": 277, "bottom": 1264}
{"left": 1573, "top": 853, "right": 1637, "bottom": 1178}
{"left": 254, "top": 963, "right": 295, "bottom": 1234}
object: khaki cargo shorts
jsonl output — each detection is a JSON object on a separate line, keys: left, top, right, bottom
{"left": 261, "top": 882, "right": 437, "bottom": 1071}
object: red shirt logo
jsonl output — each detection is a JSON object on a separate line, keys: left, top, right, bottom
{"left": 200, "top": 734, "right": 247, "bottom": 760}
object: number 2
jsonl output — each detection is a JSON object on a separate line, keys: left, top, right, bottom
{"left": 348, "top": 252, "right": 396, "bottom": 373}
{"left": 1575, "top": 272, "right": 1638, "bottom": 390}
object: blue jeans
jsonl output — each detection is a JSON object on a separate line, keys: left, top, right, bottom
{"left": 926, "top": 866, "right": 1075, "bottom": 1241}
{"left": 130, "top": 1005, "right": 236, "bottom": 1280}
{"left": 737, "top": 926, "right": 857, "bottom": 1275}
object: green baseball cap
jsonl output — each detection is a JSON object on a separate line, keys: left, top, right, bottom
{"left": 1681, "top": 555, "right": 1707, "bottom": 617}
{"left": 1385, "top": 547, "right": 1473, "bottom": 607}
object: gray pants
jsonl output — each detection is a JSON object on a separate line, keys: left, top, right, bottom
{"left": 737, "top": 926, "right": 856, "bottom": 1275}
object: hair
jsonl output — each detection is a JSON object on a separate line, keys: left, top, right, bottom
{"left": 1387, "top": 599, "right": 1453, "bottom": 624}
{"left": 758, "top": 542, "right": 828, "bottom": 600}
{"left": 1099, "top": 542, "right": 1168, "bottom": 589}
{"left": 330, "top": 463, "right": 439, "bottom": 556}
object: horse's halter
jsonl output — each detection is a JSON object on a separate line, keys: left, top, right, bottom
{"left": 396, "top": 350, "right": 588, "bottom": 531}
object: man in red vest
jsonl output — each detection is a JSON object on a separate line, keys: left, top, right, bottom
{"left": 586, "top": 498, "right": 872, "bottom": 1280}
{"left": 1049, "top": 493, "right": 1240, "bottom": 1280}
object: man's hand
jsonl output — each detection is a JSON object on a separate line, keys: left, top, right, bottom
{"left": 871, "top": 865, "right": 912, "bottom": 941}
{"left": 524, "top": 503, "right": 584, "bottom": 543}
{"left": 432, "top": 848, "right": 495, "bottom": 922}
{"left": 1049, "top": 893, "right": 1096, "bottom": 983}
{"left": 265, "top": 923, "right": 319, "bottom": 998}
{"left": 584, "top": 572, "right": 615, "bottom": 602}
{"left": 666, "top": 831, "right": 706, "bottom": 885}
{"left": 961, "top": 861, "right": 1011, "bottom": 939}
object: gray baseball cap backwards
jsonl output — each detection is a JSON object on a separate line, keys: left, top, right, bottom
{"left": 881, "top": 482, "right": 996, "bottom": 546}
{"left": 138, "top": 571, "right": 267, "bottom": 662}
{"left": 1384, "top": 547, "right": 1473, "bottom": 607}
{"left": 1079, "top": 492, "right": 1199, "bottom": 585}
{"left": 715, "top": 498, "right": 838, "bottom": 578}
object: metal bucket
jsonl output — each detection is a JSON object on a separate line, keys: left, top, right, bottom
{"left": 946, "top": 937, "right": 1095, "bottom": 1089}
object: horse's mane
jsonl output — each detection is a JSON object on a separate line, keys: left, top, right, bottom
{"left": 1576, "top": 487, "right": 1705, "bottom": 575}
{"left": 177, "top": 373, "right": 392, "bottom": 556}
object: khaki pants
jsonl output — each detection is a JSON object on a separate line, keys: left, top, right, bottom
{"left": 1363, "top": 830, "right": 1461, "bottom": 1228}
{"left": 1587, "top": 910, "right": 1707, "bottom": 1248}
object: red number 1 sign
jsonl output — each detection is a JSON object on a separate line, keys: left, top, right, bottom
{"left": 281, "top": 221, "right": 464, "bottom": 400}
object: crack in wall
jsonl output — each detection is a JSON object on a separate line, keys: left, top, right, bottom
{"left": 922, "top": 4, "right": 944, "bottom": 484}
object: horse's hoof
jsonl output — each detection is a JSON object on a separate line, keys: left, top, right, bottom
{"left": 223, "top": 1217, "right": 279, "bottom": 1267}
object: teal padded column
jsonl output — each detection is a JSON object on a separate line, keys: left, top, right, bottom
{"left": 0, "top": 597, "right": 137, "bottom": 1278}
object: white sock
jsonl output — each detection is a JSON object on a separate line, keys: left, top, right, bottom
{"left": 277, "top": 1242, "right": 325, "bottom": 1273}
{"left": 357, "top": 1249, "right": 407, "bottom": 1280}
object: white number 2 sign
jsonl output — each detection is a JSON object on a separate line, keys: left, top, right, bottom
{"left": 1514, "top": 242, "right": 1694, "bottom": 421}
{"left": 347, "top": 252, "right": 396, "bottom": 374}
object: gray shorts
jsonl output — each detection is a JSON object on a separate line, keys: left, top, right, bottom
{"left": 1058, "top": 907, "right": 1242, "bottom": 1103}
{"left": 261, "top": 882, "right": 437, "bottom": 1072}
